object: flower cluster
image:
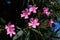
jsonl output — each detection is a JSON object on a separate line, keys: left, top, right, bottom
{"left": 5, "top": 4, "right": 39, "bottom": 37}
{"left": 21, "top": 4, "right": 39, "bottom": 28}
{"left": 4, "top": 4, "right": 54, "bottom": 37}
{"left": 21, "top": 4, "right": 38, "bottom": 19}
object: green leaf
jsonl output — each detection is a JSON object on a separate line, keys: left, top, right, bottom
{"left": 31, "top": 0, "right": 34, "bottom": 4}
{"left": 13, "top": 30, "right": 23, "bottom": 40}
{"left": 25, "top": 31, "right": 30, "bottom": 40}
{"left": 0, "top": 18, "right": 6, "bottom": 24}
{"left": 22, "top": 0, "right": 25, "bottom": 7}
{"left": 0, "top": 29, "right": 3, "bottom": 33}
{"left": 31, "top": 29, "right": 45, "bottom": 40}
{"left": 16, "top": 27, "right": 22, "bottom": 30}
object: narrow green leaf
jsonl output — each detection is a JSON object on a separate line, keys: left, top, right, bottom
{"left": 0, "top": 18, "right": 6, "bottom": 24}
{"left": 13, "top": 30, "right": 23, "bottom": 40}
{"left": 31, "top": 0, "right": 34, "bottom": 4}
{"left": 0, "top": 29, "right": 3, "bottom": 33}
{"left": 25, "top": 31, "right": 30, "bottom": 40}
{"left": 31, "top": 29, "right": 45, "bottom": 40}
{"left": 22, "top": 0, "right": 25, "bottom": 7}
{"left": 16, "top": 27, "right": 22, "bottom": 30}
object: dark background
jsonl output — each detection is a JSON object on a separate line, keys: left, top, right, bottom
{"left": 0, "top": 0, "right": 26, "bottom": 40}
{"left": 0, "top": 0, "right": 24, "bottom": 22}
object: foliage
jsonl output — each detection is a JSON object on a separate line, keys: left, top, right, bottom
{"left": 0, "top": 0, "right": 60, "bottom": 40}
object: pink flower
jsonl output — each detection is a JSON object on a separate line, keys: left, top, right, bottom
{"left": 21, "top": 8, "right": 31, "bottom": 19}
{"left": 29, "top": 4, "right": 38, "bottom": 13}
{"left": 49, "top": 19, "right": 54, "bottom": 27}
{"left": 44, "top": 11, "right": 50, "bottom": 16}
{"left": 43, "top": 7, "right": 50, "bottom": 16}
{"left": 28, "top": 18, "right": 39, "bottom": 28}
{"left": 43, "top": 7, "right": 49, "bottom": 12}
{"left": 5, "top": 22, "right": 15, "bottom": 37}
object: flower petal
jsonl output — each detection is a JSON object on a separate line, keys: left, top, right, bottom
{"left": 46, "top": 12, "right": 50, "bottom": 16}
{"left": 33, "top": 10, "right": 36, "bottom": 13}
{"left": 28, "top": 23, "right": 32, "bottom": 26}
{"left": 29, "top": 8, "right": 33, "bottom": 12}
{"left": 25, "top": 16, "right": 29, "bottom": 19}
{"left": 13, "top": 32, "right": 16, "bottom": 35}
{"left": 5, "top": 25, "right": 8, "bottom": 29}
{"left": 21, "top": 14, "right": 25, "bottom": 17}
{"left": 36, "top": 23, "right": 39, "bottom": 26}
{"left": 10, "top": 34, "right": 12, "bottom": 37}
{"left": 10, "top": 25, "right": 15, "bottom": 27}
{"left": 32, "top": 25, "right": 36, "bottom": 28}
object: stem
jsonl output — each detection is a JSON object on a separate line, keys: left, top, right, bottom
{"left": 28, "top": 0, "right": 29, "bottom": 3}
{"left": 23, "top": 0, "right": 25, "bottom": 7}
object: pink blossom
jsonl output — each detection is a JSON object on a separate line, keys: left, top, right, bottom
{"left": 49, "top": 19, "right": 54, "bottom": 27}
{"left": 29, "top": 4, "right": 38, "bottom": 13}
{"left": 44, "top": 11, "right": 50, "bottom": 16}
{"left": 5, "top": 22, "right": 15, "bottom": 37}
{"left": 43, "top": 7, "right": 49, "bottom": 12}
{"left": 28, "top": 18, "right": 39, "bottom": 28}
{"left": 43, "top": 7, "right": 50, "bottom": 16}
{"left": 21, "top": 8, "right": 31, "bottom": 19}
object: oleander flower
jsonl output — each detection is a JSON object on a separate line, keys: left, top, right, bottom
{"left": 43, "top": 7, "right": 49, "bottom": 12}
{"left": 49, "top": 19, "right": 54, "bottom": 27}
{"left": 29, "top": 4, "right": 38, "bottom": 13}
{"left": 21, "top": 8, "right": 31, "bottom": 19}
{"left": 5, "top": 22, "right": 15, "bottom": 37}
{"left": 43, "top": 7, "right": 50, "bottom": 16}
{"left": 45, "top": 11, "right": 50, "bottom": 16}
{"left": 28, "top": 18, "right": 39, "bottom": 28}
